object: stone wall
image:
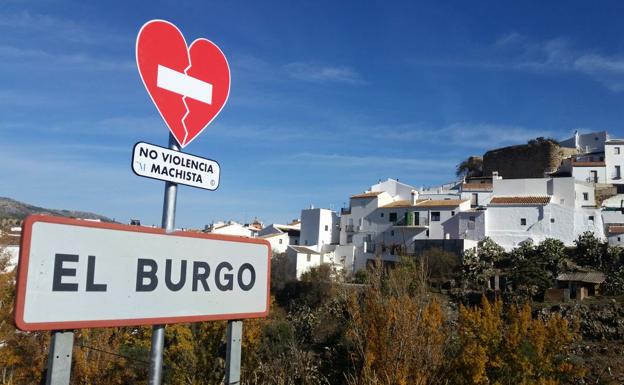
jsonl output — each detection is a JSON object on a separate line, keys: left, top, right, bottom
{"left": 483, "top": 139, "right": 578, "bottom": 179}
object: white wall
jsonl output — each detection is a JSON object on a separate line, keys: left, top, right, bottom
{"left": 492, "top": 177, "right": 576, "bottom": 208}
{"left": 605, "top": 143, "right": 624, "bottom": 185}
{"left": 460, "top": 191, "right": 493, "bottom": 206}
{"left": 574, "top": 182, "right": 596, "bottom": 208}
{"left": 560, "top": 131, "right": 607, "bottom": 153}
{"left": 370, "top": 178, "right": 416, "bottom": 201}
{"left": 608, "top": 234, "right": 624, "bottom": 246}
{"left": 487, "top": 204, "right": 576, "bottom": 249}
{"left": 572, "top": 166, "right": 607, "bottom": 184}
{"left": 263, "top": 232, "right": 289, "bottom": 253}
{"left": 300, "top": 208, "right": 339, "bottom": 250}
{"left": 210, "top": 223, "right": 253, "bottom": 237}
{"left": 458, "top": 211, "right": 486, "bottom": 241}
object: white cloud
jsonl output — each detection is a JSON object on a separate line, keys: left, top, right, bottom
{"left": 0, "top": 11, "right": 128, "bottom": 45}
{"left": 366, "top": 122, "right": 560, "bottom": 150}
{"left": 0, "top": 44, "right": 135, "bottom": 71}
{"left": 284, "top": 62, "right": 365, "bottom": 84}
{"left": 493, "top": 33, "right": 624, "bottom": 92}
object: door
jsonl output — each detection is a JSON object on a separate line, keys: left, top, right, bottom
{"left": 471, "top": 193, "right": 478, "bottom": 207}
{"left": 590, "top": 170, "right": 598, "bottom": 183}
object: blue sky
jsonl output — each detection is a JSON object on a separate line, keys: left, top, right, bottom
{"left": 2, "top": 1, "right": 624, "bottom": 227}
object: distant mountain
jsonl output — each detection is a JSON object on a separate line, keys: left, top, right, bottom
{"left": 0, "top": 197, "right": 116, "bottom": 223}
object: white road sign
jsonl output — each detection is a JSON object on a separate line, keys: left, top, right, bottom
{"left": 15, "top": 215, "right": 270, "bottom": 331}
{"left": 131, "top": 142, "right": 220, "bottom": 190}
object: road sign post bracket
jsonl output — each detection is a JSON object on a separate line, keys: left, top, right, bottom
{"left": 225, "top": 320, "right": 243, "bottom": 385}
{"left": 45, "top": 330, "right": 74, "bottom": 385}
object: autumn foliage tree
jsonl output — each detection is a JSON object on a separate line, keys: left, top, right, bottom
{"left": 450, "top": 296, "right": 583, "bottom": 385}
{"left": 346, "top": 257, "right": 447, "bottom": 385}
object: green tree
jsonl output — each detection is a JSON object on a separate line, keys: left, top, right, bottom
{"left": 573, "top": 232, "right": 613, "bottom": 270}
{"left": 536, "top": 238, "right": 567, "bottom": 278}
{"left": 461, "top": 237, "right": 505, "bottom": 290}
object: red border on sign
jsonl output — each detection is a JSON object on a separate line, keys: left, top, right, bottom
{"left": 14, "top": 214, "right": 272, "bottom": 331}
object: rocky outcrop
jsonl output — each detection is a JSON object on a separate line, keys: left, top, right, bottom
{"left": 536, "top": 300, "right": 624, "bottom": 340}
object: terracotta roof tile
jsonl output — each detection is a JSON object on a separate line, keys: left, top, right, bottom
{"left": 350, "top": 191, "right": 383, "bottom": 199}
{"left": 608, "top": 225, "right": 624, "bottom": 234}
{"left": 572, "top": 161, "right": 606, "bottom": 167}
{"left": 382, "top": 199, "right": 425, "bottom": 208}
{"left": 415, "top": 199, "right": 468, "bottom": 207}
{"left": 489, "top": 196, "right": 551, "bottom": 205}
{"left": 461, "top": 183, "right": 493, "bottom": 191}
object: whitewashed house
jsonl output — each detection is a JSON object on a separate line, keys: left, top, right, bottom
{"left": 206, "top": 221, "right": 255, "bottom": 237}
{"left": 259, "top": 222, "right": 301, "bottom": 253}
{"left": 485, "top": 177, "right": 603, "bottom": 249}
{"left": 286, "top": 207, "right": 341, "bottom": 278}
{"left": 337, "top": 179, "right": 478, "bottom": 273}
{"left": 605, "top": 140, "right": 624, "bottom": 187}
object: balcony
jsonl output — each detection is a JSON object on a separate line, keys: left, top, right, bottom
{"left": 341, "top": 207, "right": 351, "bottom": 215}
{"left": 393, "top": 215, "right": 429, "bottom": 228}
{"left": 345, "top": 225, "right": 355, "bottom": 232}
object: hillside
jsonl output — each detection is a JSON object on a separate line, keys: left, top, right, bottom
{"left": 0, "top": 197, "right": 115, "bottom": 225}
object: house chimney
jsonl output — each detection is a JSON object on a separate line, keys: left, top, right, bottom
{"left": 411, "top": 190, "right": 418, "bottom": 205}
{"left": 574, "top": 130, "right": 579, "bottom": 148}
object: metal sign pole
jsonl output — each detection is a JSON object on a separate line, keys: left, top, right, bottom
{"left": 148, "top": 133, "right": 180, "bottom": 385}
{"left": 225, "top": 320, "right": 243, "bottom": 385}
{"left": 45, "top": 331, "right": 74, "bottom": 385}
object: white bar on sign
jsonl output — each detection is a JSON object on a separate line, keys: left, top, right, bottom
{"left": 157, "top": 65, "right": 213, "bottom": 104}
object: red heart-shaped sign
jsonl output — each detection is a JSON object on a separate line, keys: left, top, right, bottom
{"left": 136, "top": 20, "right": 230, "bottom": 148}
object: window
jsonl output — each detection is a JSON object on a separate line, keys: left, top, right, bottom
{"left": 347, "top": 234, "right": 353, "bottom": 243}
{"left": 583, "top": 192, "right": 589, "bottom": 201}
{"left": 451, "top": 211, "right": 455, "bottom": 216}
{"left": 426, "top": 230, "right": 430, "bottom": 237}
{"left": 390, "top": 230, "right": 394, "bottom": 236}
{"left": 306, "top": 254, "right": 311, "bottom": 262}
{"left": 389, "top": 212, "right": 397, "bottom": 223}
{"left": 305, "top": 240, "right": 308, "bottom": 245}
{"left": 550, "top": 218, "right": 555, "bottom": 223}
{"left": 381, "top": 212, "right": 384, "bottom": 218}
{"left": 615, "top": 147, "right": 621, "bottom": 155}
{"left": 589, "top": 216, "right": 594, "bottom": 222}
{"left": 279, "top": 239, "right": 283, "bottom": 244}
{"left": 469, "top": 216, "right": 476, "bottom": 222}
{"left": 520, "top": 218, "right": 527, "bottom": 226}
{"left": 294, "top": 239, "right": 298, "bottom": 245}
{"left": 324, "top": 225, "right": 328, "bottom": 231}
{"left": 616, "top": 166, "right": 621, "bottom": 179}
{"left": 431, "top": 212, "right": 441, "bottom": 221}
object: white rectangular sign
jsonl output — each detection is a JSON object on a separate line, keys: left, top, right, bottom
{"left": 15, "top": 215, "right": 270, "bottom": 331}
{"left": 131, "top": 142, "right": 220, "bottom": 190}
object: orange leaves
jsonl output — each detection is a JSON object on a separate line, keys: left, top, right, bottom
{"left": 346, "top": 258, "right": 447, "bottom": 385}
{"left": 451, "top": 296, "right": 584, "bottom": 385}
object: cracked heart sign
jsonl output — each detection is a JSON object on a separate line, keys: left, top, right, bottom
{"left": 136, "top": 20, "right": 230, "bottom": 148}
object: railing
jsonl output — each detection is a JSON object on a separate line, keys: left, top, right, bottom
{"left": 364, "top": 242, "right": 376, "bottom": 253}
{"left": 345, "top": 225, "right": 355, "bottom": 232}
{"left": 394, "top": 215, "right": 429, "bottom": 227}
